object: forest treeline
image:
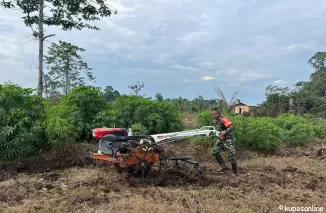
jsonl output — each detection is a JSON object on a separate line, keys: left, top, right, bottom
{"left": 1, "top": 38, "right": 326, "bottom": 162}
{"left": 1, "top": 0, "right": 326, "bottom": 162}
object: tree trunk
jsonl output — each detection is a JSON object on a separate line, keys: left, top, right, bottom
{"left": 65, "top": 57, "right": 70, "bottom": 95}
{"left": 38, "top": 0, "right": 44, "bottom": 96}
{"left": 44, "top": 75, "right": 48, "bottom": 98}
{"left": 65, "top": 72, "right": 67, "bottom": 95}
{"left": 65, "top": 68, "right": 68, "bottom": 95}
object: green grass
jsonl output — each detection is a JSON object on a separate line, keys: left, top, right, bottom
{"left": 196, "top": 111, "right": 326, "bottom": 153}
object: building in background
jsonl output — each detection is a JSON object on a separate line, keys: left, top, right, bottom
{"left": 233, "top": 99, "right": 259, "bottom": 115}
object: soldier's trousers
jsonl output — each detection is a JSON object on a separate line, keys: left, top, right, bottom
{"left": 212, "top": 138, "right": 236, "bottom": 162}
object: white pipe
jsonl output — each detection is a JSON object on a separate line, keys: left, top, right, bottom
{"left": 150, "top": 126, "right": 220, "bottom": 143}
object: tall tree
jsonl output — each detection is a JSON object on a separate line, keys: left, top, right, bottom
{"left": 1, "top": 0, "right": 117, "bottom": 96}
{"left": 308, "top": 52, "right": 326, "bottom": 70}
{"left": 44, "top": 73, "right": 60, "bottom": 103}
{"left": 176, "top": 96, "right": 185, "bottom": 112}
{"left": 290, "top": 81, "right": 314, "bottom": 115}
{"left": 128, "top": 81, "right": 145, "bottom": 96}
{"left": 263, "top": 85, "right": 291, "bottom": 116}
{"left": 306, "top": 52, "right": 326, "bottom": 115}
{"left": 155, "top": 93, "right": 163, "bottom": 101}
{"left": 308, "top": 52, "right": 326, "bottom": 97}
{"left": 104, "top": 86, "right": 120, "bottom": 101}
{"left": 44, "top": 40, "right": 94, "bottom": 95}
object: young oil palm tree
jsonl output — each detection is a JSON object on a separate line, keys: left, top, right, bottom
{"left": 214, "top": 87, "right": 238, "bottom": 114}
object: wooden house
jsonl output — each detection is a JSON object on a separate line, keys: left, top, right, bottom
{"left": 233, "top": 99, "right": 259, "bottom": 115}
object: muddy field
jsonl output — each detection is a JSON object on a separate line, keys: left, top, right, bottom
{"left": 0, "top": 141, "right": 326, "bottom": 213}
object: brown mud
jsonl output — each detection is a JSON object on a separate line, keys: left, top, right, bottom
{"left": 0, "top": 141, "right": 325, "bottom": 213}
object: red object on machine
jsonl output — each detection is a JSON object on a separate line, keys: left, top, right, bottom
{"left": 92, "top": 127, "right": 128, "bottom": 139}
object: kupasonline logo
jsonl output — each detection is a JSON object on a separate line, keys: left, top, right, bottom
{"left": 278, "top": 205, "right": 324, "bottom": 212}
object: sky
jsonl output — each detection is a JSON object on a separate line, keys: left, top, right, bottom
{"left": 1, "top": 0, "right": 326, "bottom": 104}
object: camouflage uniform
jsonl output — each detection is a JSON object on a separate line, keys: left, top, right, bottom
{"left": 212, "top": 115, "right": 238, "bottom": 176}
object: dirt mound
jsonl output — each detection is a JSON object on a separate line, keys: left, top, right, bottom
{"left": 0, "top": 143, "right": 98, "bottom": 181}
{"left": 1, "top": 140, "right": 326, "bottom": 212}
{"left": 124, "top": 164, "right": 208, "bottom": 187}
{"left": 276, "top": 140, "right": 326, "bottom": 159}
{"left": 2, "top": 157, "right": 325, "bottom": 213}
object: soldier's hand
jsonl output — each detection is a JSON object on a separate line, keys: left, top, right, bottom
{"left": 219, "top": 131, "right": 225, "bottom": 139}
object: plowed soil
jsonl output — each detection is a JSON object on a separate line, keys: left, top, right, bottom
{"left": 0, "top": 141, "right": 325, "bottom": 213}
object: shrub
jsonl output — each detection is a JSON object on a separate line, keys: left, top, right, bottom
{"left": 196, "top": 111, "right": 307, "bottom": 153}
{"left": 313, "top": 122, "right": 326, "bottom": 138}
{"left": 230, "top": 115, "right": 252, "bottom": 144}
{"left": 284, "top": 123, "right": 316, "bottom": 146}
{"left": 61, "top": 86, "right": 108, "bottom": 139}
{"left": 189, "top": 136, "right": 216, "bottom": 159}
{"left": 43, "top": 104, "right": 84, "bottom": 147}
{"left": 243, "top": 119, "right": 285, "bottom": 152}
{"left": 0, "top": 83, "right": 45, "bottom": 160}
{"left": 190, "top": 135, "right": 216, "bottom": 146}
{"left": 130, "top": 123, "right": 148, "bottom": 135}
{"left": 111, "top": 95, "right": 184, "bottom": 134}
{"left": 269, "top": 114, "right": 317, "bottom": 146}
{"left": 197, "top": 111, "right": 212, "bottom": 126}
{"left": 272, "top": 114, "right": 308, "bottom": 130}
{"left": 0, "top": 84, "right": 186, "bottom": 161}
{"left": 91, "top": 107, "right": 117, "bottom": 129}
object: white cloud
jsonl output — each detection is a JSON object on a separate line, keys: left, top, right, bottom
{"left": 89, "top": 39, "right": 129, "bottom": 52}
{"left": 109, "top": 1, "right": 139, "bottom": 13}
{"left": 1, "top": 0, "right": 325, "bottom": 102}
{"left": 202, "top": 76, "right": 215, "bottom": 81}
{"left": 0, "top": 37, "right": 21, "bottom": 58}
{"left": 274, "top": 79, "right": 288, "bottom": 84}
{"left": 172, "top": 64, "right": 196, "bottom": 70}
{"left": 178, "top": 30, "right": 209, "bottom": 44}
{"left": 216, "top": 68, "right": 240, "bottom": 76}
{"left": 240, "top": 73, "right": 272, "bottom": 82}
{"left": 285, "top": 44, "right": 299, "bottom": 50}
{"left": 183, "top": 79, "right": 192, "bottom": 83}
{"left": 201, "top": 62, "right": 215, "bottom": 67}
{"left": 216, "top": 68, "right": 272, "bottom": 82}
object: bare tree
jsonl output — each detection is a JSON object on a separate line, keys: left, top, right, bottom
{"left": 1, "top": 0, "right": 117, "bottom": 96}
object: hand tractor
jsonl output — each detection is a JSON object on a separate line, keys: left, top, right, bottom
{"left": 90, "top": 126, "right": 220, "bottom": 180}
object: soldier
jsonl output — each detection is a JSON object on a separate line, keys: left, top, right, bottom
{"left": 211, "top": 107, "right": 239, "bottom": 176}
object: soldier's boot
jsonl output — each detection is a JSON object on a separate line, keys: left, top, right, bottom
{"left": 231, "top": 159, "right": 239, "bottom": 177}
{"left": 215, "top": 154, "right": 228, "bottom": 172}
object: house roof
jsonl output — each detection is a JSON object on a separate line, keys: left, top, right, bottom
{"left": 244, "top": 103, "right": 259, "bottom": 107}
{"left": 234, "top": 99, "right": 259, "bottom": 107}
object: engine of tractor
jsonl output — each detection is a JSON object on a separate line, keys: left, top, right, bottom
{"left": 97, "top": 134, "right": 156, "bottom": 155}
{"left": 92, "top": 127, "right": 128, "bottom": 139}
{"left": 98, "top": 136, "right": 129, "bottom": 154}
